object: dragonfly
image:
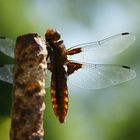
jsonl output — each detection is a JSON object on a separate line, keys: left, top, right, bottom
{"left": 0, "top": 29, "right": 136, "bottom": 123}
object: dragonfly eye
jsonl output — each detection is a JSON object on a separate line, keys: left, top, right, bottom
{"left": 45, "top": 28, "right": 61, "bottom": 42}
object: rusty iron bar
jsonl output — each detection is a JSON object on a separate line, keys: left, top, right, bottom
{"left": 10, "top": 33, "right": 47, "bottom": 140}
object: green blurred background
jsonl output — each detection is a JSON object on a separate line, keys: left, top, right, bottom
{"left": 0, "top": 0, "right": 140, "bottom": 140}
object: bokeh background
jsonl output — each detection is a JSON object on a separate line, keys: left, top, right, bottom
{"left": 0, "top": 0, "right": 140, "bottom": 140}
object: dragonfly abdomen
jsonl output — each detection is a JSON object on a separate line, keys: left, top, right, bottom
{"left": 51, "top": 70, "right": 68, "bottom": 123}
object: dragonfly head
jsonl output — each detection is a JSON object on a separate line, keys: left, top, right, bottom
{"left": 45, "top": 28, "right": 61, "bottom": 42}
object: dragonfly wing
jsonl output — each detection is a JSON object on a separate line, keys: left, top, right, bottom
{"left": 45, "top": 69, "right": 51, "bottom": 88}
{"left": 0, "top": 37, "right": 15, "bottom": 58}
{"left": 67, "top": 33, "right": 135, "bottom": 62}
{"left": 0, "top": 65, "right": 13, "bottom": 84}
{"left": 68, "top": 61, "right": 136, "bottom": 89}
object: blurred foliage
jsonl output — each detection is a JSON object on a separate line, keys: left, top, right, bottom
{"left": 0, "top": 0, "right": 140, "bottom": 140}
{"left": 0, "top": 117, "right": 10, "bottom": 140}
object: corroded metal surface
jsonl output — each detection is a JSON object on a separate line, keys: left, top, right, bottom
{"left": 10, "top": 33, "right": 47, "bottom": 140}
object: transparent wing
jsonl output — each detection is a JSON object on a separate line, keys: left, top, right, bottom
{"left": 0, "top": 37, "right": 15, "bottom": 58}
{"left": 68, "top": 61, "right": 136, "bottom": 89}
{"left": 45, "top": 69, "right": 51, "bottom": 88}
{"left": 67, "top": 33, "right": 136, "bottom": 62}
{"left": 0, "top": 65, "right": 13, "bottom": 84}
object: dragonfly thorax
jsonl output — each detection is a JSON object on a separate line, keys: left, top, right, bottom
{"left": 45, "top": 29, "right": 67, "bottom": 65}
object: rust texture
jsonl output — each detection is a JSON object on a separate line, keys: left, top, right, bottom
{"left": 10, "top": 33, "right": 47, "bottom": 140}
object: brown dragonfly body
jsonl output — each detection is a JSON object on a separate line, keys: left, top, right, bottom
{"left": 45, "top": 29, "right": 81, "bottom": 123}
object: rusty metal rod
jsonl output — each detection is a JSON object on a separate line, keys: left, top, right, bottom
{"left": 10, "top": 33, "right": 47, "bottom": 140}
